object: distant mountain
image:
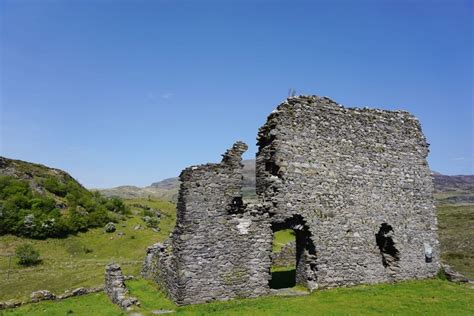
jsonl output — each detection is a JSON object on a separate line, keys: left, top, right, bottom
{"left": 99, "top": 159, "right": 473, "bottom": 204}
{"left": 99, "top": 160, "right": 258, "bottom": 202}
{"left": 433, "top": 174, "right": 474, "bottom": 204}
{"left": 98, "top": 182, "right": 180, "bottom": 201}
{"left": 150, "top": 177, "right": 179, "bottom": 190}
{"left": 433, "top": 174, "right": 474, "bottom": 192}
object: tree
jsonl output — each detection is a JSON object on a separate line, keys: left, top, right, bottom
{"left": 15, "top": 244, "right": 41, "bottom": 266}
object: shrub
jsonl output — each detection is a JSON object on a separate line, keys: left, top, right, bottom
{"left": 143, "top": 209, "right": 155, "bottom": 217}
{"left": 143, "top": 208, "right": 161, "bottom": 218}
{"left": 0, "top": 175, "right": 128, "bottom": 239}
{"left": 437, "top": 267, "right": 448, "bottom": 280}
{"left": 142, "top": 216, "right": 160, "bottom": 229}
{"left": 43, "top": 177, "right": 67, "bottom": 197}
{"left": 16, "top": 244, "right": 41, "bottom": 266}
{"left": 104, "top": 197, "right": 129, "bottom": 215}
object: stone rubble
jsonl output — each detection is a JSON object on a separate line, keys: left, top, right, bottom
{"left": 0, "top": 286, "right": 104, "bottom": 310}
{"left": 442, "top": 264, "right": 470, "bottom": 283}
{"left": 30, "top": 290, "right": 56, "bottom": 302}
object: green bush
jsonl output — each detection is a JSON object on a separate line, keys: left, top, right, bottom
{"left": 104, "top": 197, "right": 129, "bottom": 215}
{"left": 142, "top": 216, "right": 160, "bottom": 229}
{"left": 0, "top": 175, "right": 129, "bottom": 239}
{"left": 16, "top": 244, "right": 41, "bottom": 266}
{"left": 43, "top": 177, "right": 67, "bottom": 197}
{"left": 437, "top": 267, "right": 448, "bottom": 280}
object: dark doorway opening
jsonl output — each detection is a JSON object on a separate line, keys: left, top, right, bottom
{"left": 269, "top": 215, "right": 317, "bottom": 290}
{"left": 269, "top": 228, "right": 296, "bottom": 289}
{"left": 375, "top": 223, "right": 400, "bottom": 268}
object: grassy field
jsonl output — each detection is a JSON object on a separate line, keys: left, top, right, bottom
{"left": 0, "top": 198, "right": 473, "bottom": 314}
{"left": 3, "top": 278, "right": 473, "bottom": 315}
{"left": 0, "top": 199, "right": 176, "bottom": 301}
{"left": 272, "top": 229, "right": 295, "bottom": 252}
{"left": 437, "top": 203, "right": 474, "bottom": 278}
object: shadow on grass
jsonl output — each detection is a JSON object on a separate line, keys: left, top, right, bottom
{"left": 269, "top": 268, "right": 296, "bottom": 289}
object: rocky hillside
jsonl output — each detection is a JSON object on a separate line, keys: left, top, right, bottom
{"left": 98, "top": 183, "right": 179, "bottom": 201}
{"left": 433, "top": 174, "right": 474, "bottom": 204}
{"left": 0, "top": 156, "right": 128, "bottom": 238}
{"left": 433, "top": 174, "right": 474, "bottom": 192}
{"left": 100, "top": 159, "right": 473, "bottom": 204}
{"left": 0, "top": 156, "right": 88, "bottom": 199}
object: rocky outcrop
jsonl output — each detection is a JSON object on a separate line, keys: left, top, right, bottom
{"left": 104, "top": 263, "right": 140, "bottom": 311}
{"left": 30, "top": 290, "right": 56, "bottom": 303}
{"left": 442, "top": 264, "right": 470, "bottom": 283}
{"left": 105, "top": 222, "right": 116, "bottom": 233}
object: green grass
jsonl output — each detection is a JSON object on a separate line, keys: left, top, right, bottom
{"left": 0, "top": 198, "right": 176, "bottom": 301}
{"left": 0, "top": 292, "right": 122, "bottom": 316}
{"left": 3, "top": 279, "right": 473, "bottom": 315}
{"left": 272, "top": 229, "right": 295, "bottom": 252}
{"left": 437, "top": 203, "right": 474, "bottom": 278}
{"left": 1, "top": 197, "right": 473, "bottom": 314}
{"left": 126, "top": 278, "right": 176, "bottom": 314}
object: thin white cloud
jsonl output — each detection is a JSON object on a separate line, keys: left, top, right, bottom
{"left": 452, "top": 157, "right": 474, "bottom": 161}
{"left": 147, "top": 92, "right": 157, "bottom": 101}
{"left": 161, "top": 92, "right": 175, "bottom": 100}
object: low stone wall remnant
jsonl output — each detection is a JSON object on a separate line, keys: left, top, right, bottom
{"left": 104, "top": 263, "right": 140, "bottom": 311}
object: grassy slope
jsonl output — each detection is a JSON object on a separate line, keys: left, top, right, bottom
{"left": 1, "top": 292, "right": 122, "bottom": 316}
{"left": 0, "top": 199, "right": 176, "bottom": 301}
{"left": 437, "top": 203, "right": 474, "bottom": 278}
{"left": 272, "top": 229, "right": 295, "bottom": 253}
{"left": 4, "top": 279, "right": 473, "bottom": 315}
{"left": 1, "top": 197, "right": 473, "bottom": 314}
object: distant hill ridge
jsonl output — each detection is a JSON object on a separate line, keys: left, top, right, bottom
{"left": 99, "top": 159, "right": 474, "bottom": 203}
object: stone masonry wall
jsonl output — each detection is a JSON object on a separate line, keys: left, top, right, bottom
{"left": 271, "top": 241, "right": 296, "bottom": 267}
{"left": 148, "top": 94, "right": 440, "bottom": 305}
{"left": 152, "top": 142, "right": 273, "bottom": 305}
{"left": 104, "top": 263, "right": 139, "bottom": 311}
{"left": 257, "top": 95, "right": 439, "bottom": 290}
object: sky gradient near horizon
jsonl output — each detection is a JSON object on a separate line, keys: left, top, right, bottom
{"left": 1, "top": 0, "right": 473, "bottom": 188}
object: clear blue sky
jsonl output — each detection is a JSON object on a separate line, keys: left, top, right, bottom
{"left": 1, "top": 0, "right": 473, "bottom": 188}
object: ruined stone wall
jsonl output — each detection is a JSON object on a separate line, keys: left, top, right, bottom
{"left": 257, "top": 96, "right": 439, "bottom": 290}
{"left": 153, "top": 142, "right": 273, "bottom": 305}
{"left": 271, "top": 241, "right": 296, "bottom": 267}
{"left": 104, "top": 263, "right": 139, "bottom": 311}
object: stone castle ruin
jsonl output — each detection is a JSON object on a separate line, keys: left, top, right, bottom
{"left": 143, "top": 95, "right": 440, "bottom": 305}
